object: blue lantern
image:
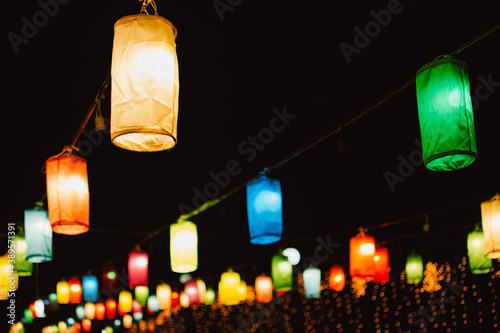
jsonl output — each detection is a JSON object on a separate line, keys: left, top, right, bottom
{"left": 24, "top": 205, "right": 53, "bottom": 263}
{"left": 303, "top": 267, "right": 321, "bottom": 298}
{"left": 246, "top": 175, "right": 283, "bottom": 244}
{"left": 82, "top": 275, "right": 99, "bottom": 303}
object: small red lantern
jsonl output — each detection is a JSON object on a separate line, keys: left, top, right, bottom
{"left": 349, "top": 230, "right": 375, "bottom": 280}
{"left": 373, "top": 247, "right": 390, "bottom": 283}
{"left": 329, "top": 265, "right": 345, "bottom": 291}
{"left": 255, "top": 275, "right": 273, "bottom": 303}
{"left": 184, "top": 281, "right": 200, "bottom": 305}
{"left": 171, "top": 291, "right": 179, "bottom": 308}
{"left": 68, "top": 278, "right": 83, "bottom": 304}
{"left": 105, "top": 299, "right": 117, "bottom": 319}
{"left": 95, "top": 302, "right": 105, "bottom": 320}
{"left": 81, "top": 318, "right": 91, "bottom": 332}
{"left": 128, "top": 250, "right": 148, "bottom": 289}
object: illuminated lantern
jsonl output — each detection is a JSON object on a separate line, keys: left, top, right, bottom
{"left": 246, "top": 175, "right": 283, "bottom": 244}
{"left": 255, "top": 275, "right": 273, "bottom": 303}
{"left": 73, "top": 322, "right": 82, "bottom": 333}
{"left": 170, "top": 291, "right": 179, "bottom": 308}
{"left": 406, "top": 254, "right": 424, "bottom": 284}
{"left": 184, "top": 280, "right": 200, "bottom": 305}
{"left": 24, "top": 206, "right": 53, "bottom": 263}
{"left": 66, "top": 317, "right": 75, "bottom": 327}
{"left": 48, "top": 293, "right": 59, "bottom": 313}
{"left": 95, "top": 302, "right": 106, "bottom": 320}
{"left": 156, "top": 283, "right": 171, "bottom": 310}
{"left": 282, "top": 247, "right": 300, "bottom": 265}
{"left": 349, "top": 232, "right": 375, "bottom": 279}
{"left": 82, "top": 275, "right": 98, "bottom": 303}
{"left": 69, "top": 278, "right": 83, "bottom": 304}
{"left": 237, "top": 280, "right": 247, "bottom": 301}
{"left": 218, "top": 268, "right": 241, "bottom": 305}
{"left": 58, "top": 321, "right": 67, "bottom": 333}
{"left": 135, "top": 286, "right": 149, "bottom": 306}
{"left": 271, "top": 253, "right": 293, "bottom": 293}
{"left": 329, "top": 265, "right": 345, "bottom": 291}
{"left": 29, "top": 302, "right": 37, "bottom": 318}
{"left": 57, "top": 280, "right": 70, "bottom": 304}
{"left": 118, "top": 290, "right": 133, "bottom": 315}
{"left": 34, "top": 299, "right": 46, "bottom": 318}
{"left": 81, "top": 318, "right": 91, "bottom": 332}
{"left": 205, "top": 287, "right": 216, "bottom": 305}
{"left": 113, "top": 319, "right": 121, "bottom": 329}
{"left": 128, "top": 250, "right": 148, "bottom": 289}
{"left": 13, "top": 234, "right": 33, "bottom": 276}
{"left": 132, "top": 300, "right": 142, "bottom": 314}
{"left": 196, "top": 279, "right": 206, "bottom": 304}
{"left": 105, "top": 299, "right": 117, "bottom": 319}
{"left": 416, "top": 58, "right": 476, "bottom": 171}
{"left": 467, "top": 229, "right": 492, "bottom": 274}
{"left": 0, "top": 254, "right": 18, "bottom": 294}
{"left": 481, "top": 193, "right": 500, "bottom": 258}
{"left": 24, "top": 309, "right": 33, "bottom": 324}
{"left": 84, "top": 302, "right": 95, "bottom": 319}
{"left": 111, "top": 12, "right": 179, "bottom": 152}
{"left": 102, "top": 266, "right": 118, "bottom": 293}
{"left": 76, "top": 305, "right": 85, "bottom": 320}
{"left": 373, "top": 247, "right": 390, "bottom": 283}
{"left": 179, "top": 291, "right": 190, "bottom": 308}
{"left": 170, "top": 220, "right": 198, "bottom": 273}
{"left": 123, "top": 314, "right": 133, "bottom": 329}
{"left": 147, "top": 295, "right": 159, "bottom": 313}
{"left": 45, "top": 147, "right": 90, "bottom": 234}
{"left": 303, "top": 267, "right": 321, "bottom": 298}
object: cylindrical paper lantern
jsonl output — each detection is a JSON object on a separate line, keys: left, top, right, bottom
{"left": 282, "top": 247, "right": 300, "bottom": 265}
{"left": 184, "top": 280, "right": 200, "bottom": 305}
{"left": 24, "top": 308, "right": 34, "bottom": 324}
{"left": 218, "top": 268, "right": 241, "bottom": 305}
{"left": 406, "top": 254, "right": 423, "bottom": 284}
{"left": 303, "top": 267, "right": 321, "bottom": 298}
{"left": 68, "top": 278, "right": 82, "bottom": 304}
{"left": 122, "top": 314, "right": 133, "bottom": 329}
{"left": 246, "top": 175, "right": 283, "bottom": 244}
{"left": 481, "top": 194, "right": 500, "bottom": 258}
{"left": 13, "top": 235, "right": 33, "bottom": 276}
{"left": 128, "top": 250, "right": 148, "bottom": 289}
{"left": 147, "top": 295, "right": 159, "bottom": 313}
{"left": 118, "top": 290, "right": 133, "bottom": 314}
{"left": 467, "top": 229, "right": 492, "bottom": 274}
{"left": 170, "top": 220, "right": 198, "bottom": 273}
{"left": 48, "top": 293, "right": 59, "bottom": 313}
{"left": 349, "top": 234, "right": 375, "bottom": 279}
{"left": 111, "top": 14, "right": 179, "bottom": 152}
{"left": 237, "top": 280, "right": 247, "bottom": 301}
{"left": 45, "top": 150, "right": 89, "bottom": 234}
{"left": 271, "top": 253, "right": 293, "bottom": 293}
{"left": 57, "top": 280, "right": 70, "bottom": 304}
{"left": 24, "top": 207, "right": 53, "bottom": 263}
{"left": 84, "top": 302, "right": 95, "bottom": 320}
{"left": 373, "top": 247, "right": 390, "bottom": 283}
{"left": 102, "top": 266, "right": 118, "bottom": 294}
{"left": 75, "top": 305, "right": 85, "bottom": 320}
{"left": 132, "top": 300, "right": 142, "bottom": 314}
{"left": 205, "top": 287, "right": 216, "bottom": 305}
{"left": 416, "top": 58, "right": 476, "bottom": 171}
{"left": 58, "top": 321, "right": 67, "bottom": 333}
{"left": 95, "top": 302, "right": 106, "bottom": 320}
{"left": 82, "top": 275, "right": 98, "bottom": 303}
{"left": 329, "top": 266, "right": 345, "bottom": 291}
{"left": 81, "top": 318, "right": 91, "bottom": 332}
{"left": 135, "top": 286, "right": 149, "bottom": 306}
{"left": 34, "top": 299, "right": 46, "bottom": 318}
{"left": 255, "top": 275, "right": 273, "bottom": 303}
{"left": 196, "top": 279, "right": 206, "bottom": 304}
{"left": 105, "top": 299, "right": 117, "bottom": 320}
{"left": 179, "top": 291, "right": 190, "bottom": 308}
{"left": 29, "top": 302, "right": 37, "bottom": 318}
{"left": 156, "top": 283, "right": 171, "bottom": 310}
{"left": 170, "top": 291, "right": 179, "bottom": 308}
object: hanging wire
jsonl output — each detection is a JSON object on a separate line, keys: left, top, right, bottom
{"left": 139, "top": 0, "right": 158, "bottom": 15}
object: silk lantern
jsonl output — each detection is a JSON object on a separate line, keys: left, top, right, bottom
{"left": 170, "top": 291, "right": 179, "bottom": 308}
{"left": 111, "top": 12, "right": 179, "bottom": 152}
{"left": 170, "top": 220, "right": 198, "bottom": 273}
{"left": 196, "top": 279, "right": 206, "bottom": 304}
{"left": 105, "top": 299, "right": 117, "bottom": 320}
{"left": 57, "top": 280, "right": 70, "bottom": 304}
{"left": 467, "top": 229, "right": 492, "bottom": 274}
{"left": 81, "top": 318, "right": 91, "bottom": 332}
{"left": 45, "top": 148, "right": 89, "bottom": 234}
{"left": 156, "top": 283, "right": 171, "bottom": 310}
{"left": 373, "top": 247, "right": 390, "bottom": 283}
{"left": 84, "top": 302, "right": 95, "bottom": 320}
{"left": 237, "top": 280, "right": 248, "bottom": 301}
{"left": 255, "top": 275, "right": 273, "bottom": 303}
{"left": 481, "top": 193, "right": 500, "bottom": 258}
{"left": 24, "top": 206, "right": 53, "bottom": 263}
{"left": 82, "top": 275, "right": 98, "bottom": 303}
{"left": 329, "top": 265, "right": 345, "bottom": 291}
{"left": 75, "top": 305, "right": 85, "bottom": 320}
{"left": 34, "top": 299, "right": 46, "bottom": 318}
{"left": 246, "top": 175, "right": 283, "bottom": 244}
{"left": 48, "top": 293, "right": 59, "bottom": 313}
{"left": 218, "top": 268, "right": 241, "bottom": 305}
{"left": 416, "top": 58, "right": 476, "bottom": 171}
{"left": 69, "top": 278, "right": 82, "bottom": 304}
{"left": 271, "top": 253, "right": 293, "bottom": 293}
{"left": 303, "top": 267, "right": 321, "bottom": 298}
{"left": 205, "top": 287, "right": 216, "bottom": 305}
{"left": 128, "top": 250, "right": 148, "bottom": 288}
{"left": 406, "top": 254, "right": 424, "bottom": 284}
{"left": 147, "top": 295, "right": 159, "bottom": 313}
{"left": 349, "top": 232, "right": 375, "bottom": 279}
{"left": 13, "top": 235, "right": 33, "bottom": 276}
{"left": 132, "top": 300, "right": 142, "bottom": 314}
{"left": 95, "top": 302, "right": 105, "bottom": 320}
{"left": 184, "top": 280, "right": 200, "bottom": 305}
{"left": 118, "top": 290, "right": 133, "bottom": 314}
{"left": 135, "top": 286, "right": 149, "bottom": 306}
{"left": 179, "top": 292, "right": 190, "bottom": 308}
{"left": 123, "top": 314, "right": 133, "bottom": 329}
{"left": 24, "top": 309, "right": 33, "bottom": 324}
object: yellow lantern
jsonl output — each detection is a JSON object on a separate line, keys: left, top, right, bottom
{"left": 179, "top": 291, "right": 190, "bottom": 308}
{"left": 218, "top": 268, "right": 241, "bottom": 305}
{"left": 111, "top": 10, "right": 179, "bottom": 152}
{"left": 84, "top": 302, "right": 95, "bottom": 320}
{"left": 196, "top": 279, "right": 206, "bottom": 304}
{"left": 123, "top": 314, "right": 133, "bottom": 329}
{"left": 0, "top": 254, "right": 18, "bottom": 295}
{"left": 156, "top": 283, "right": 171, "bottom": 310}
{"left": 45, "top": 147, "right": 89, "bottom": 235}
{"left": 481, "top": 193, "right": 500, "bottom": 258}
{"left": 118, "top": 290, "right": 133, "bottom": 315}
{"left": 57, "top": 280, "right": 70, "bottom": 304}
{"left": 236, "top": 280, "right": 248, "bottom": 302}
{"left": 170, "top": 220, "right": 198, "bottom": 273}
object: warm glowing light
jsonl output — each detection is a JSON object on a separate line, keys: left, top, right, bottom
{"left": 283, "top": 247, "right": 301, "bottom": 265}
{"left": 359, "top": 243, "right": 375, "bottom": 255}
{"left": 170, "top": 220, "right": 198, "bottom": 273}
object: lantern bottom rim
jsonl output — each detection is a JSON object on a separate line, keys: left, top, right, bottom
{"left": 424, "top": 150, "right": 476, "bottom": 171}
{"left": 52, "top": 222, "right": 89, "bottom": 235}
{"left": 112, "top": 131, "right": 176, "bottom": 152}
{"left": 250, "top": 234, "right": 281, "bottom": 245}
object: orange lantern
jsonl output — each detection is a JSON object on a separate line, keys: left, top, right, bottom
{"left": 349, "top": 230, "right": 375, "bottom": 280}
{"left": 81, "top": 318, "right": 91, "bottom": 332}
{"left": 95, "top": 302, "right": 105, "bottom": 320}
{"left": 45, "top": 147, "right": 89, "bottom": 235}
{"left": 68, "top": 278, "right": 83, "bottom": 304}
{"left": 105, "top": 299, "right": 117, "bottom": 320}
{"left": 329, "top": 265, "right": 345, "bottom": 291}
{"left": 255, "top": 275, "right": 273, "bottom": 303}
{"left": 373, "top": 247, "right": 390, "bottom": 283}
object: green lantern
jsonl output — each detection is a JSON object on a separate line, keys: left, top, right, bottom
{"left": 467, "top": 229, "right": 492, "bottom": 274}
{"left": 416, "top": 58, "right": 476, "bottom": 171}
{"left": 271, "top": 253, "right": 293, "bottom": 293}
{"left": 405, "top": 254, "right": 423, "bottom": 284}
{"left": 14, "top": 234, "right": 33, "bottom": 276}
{"left": 134, "top": 286, "right": 149, "bottom": 307}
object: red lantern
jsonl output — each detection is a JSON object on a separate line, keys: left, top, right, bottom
{"left": 73, "top": 322, "right": 81, "bottom": 333}
{"left": 95, "top": 302, "right": 105, "bottom": 320}
{"left": 81, "top": 318, "right": 91, "bottom": 332}
{"left": 349, "top": 231, "right": 375, "bottom": 280}
{"left": 255, "top": 275, "right": 273, "bottom": 303}
{"left": 105, "top": 299, "right": 117, "bottom": 319}
{"left": 329, "top": 266, "right": 345, "bottom": 291}
{"left": 184, "top": 281, "right": 200, "bottom": 305}
{"left": 128, "top": 250, "right": 148, "bottom": 289}
{"left": 68, "top": 278, "right": 83, "bottom": 304}
{"left": 373, "top": 247, "right": 390, "bottom": 283}
{"left": 29, "top": 302, "right": 37, "bottom": 318}
{"left": 171, "top": 291, "right": 179, "bottom": 308}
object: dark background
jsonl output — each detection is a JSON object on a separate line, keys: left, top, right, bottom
{"left": 1, "top": 0, "right": 500, "bottom": 331}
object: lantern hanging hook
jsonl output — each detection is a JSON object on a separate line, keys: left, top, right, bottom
{"left": 139, "top": 0, "right": 158, "bottom": 16}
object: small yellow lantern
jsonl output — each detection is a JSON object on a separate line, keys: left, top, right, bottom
{"left": 57, "top": 280, "right": 70, "bottom": 304}
{"left": 111, "top": 10, "right": 180, "bottom": 152}
{"left": 481, "top": 193, "right": 500, "bottom": 258}
{"left": 156, "top": 283, "right": 171, "bottom": 310}
{"left": 218, "top": 268, "right": 241, "bottom": 305}
{"left": 170, "top": 220, "right": 198, "bottom": 273}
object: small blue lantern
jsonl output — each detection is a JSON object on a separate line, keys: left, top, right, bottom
{"left": 24, "top": 204, "right": 53, "bottom": 263}
{"left": 82, "top": 275, "right": 99, "bottom": 303}
{"left": 246, "top": 175, "right": 283, "bottom": 244}
{"left": 303, "top": 267, "right": 321, "bottom": 298}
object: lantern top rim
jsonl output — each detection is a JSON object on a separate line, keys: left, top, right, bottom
{"left": 114, "top": 14, "right": 177, "bottom": 38}
{"left": 416, "top": 57, "right": 468, "bottom": 76}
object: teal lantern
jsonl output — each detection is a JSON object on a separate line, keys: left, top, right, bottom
{"left": 405, "top": 254, "right": 423, "bottom": 284}
{"left": 13, "top": 234, "right": 33, "bottom": 276}
{"left": 467, "top": 229, "right": 492, "bottom": 274}
{"left": 303, "top": 267, "right": 321, "bottom": 298}
{"left": 416, "top": 58, "right": 476, "bottom": 171}
{"left": 246, "top": 175, "right": 283, "bottom": 244}
{"left": 24, "top": 205, "right": 53, "bottom": 263}
{"left": 271, "top": 253, "right": 293, "bottom": 293}
{"left": 82, "top": 275, "right": 99, "bottom": 303}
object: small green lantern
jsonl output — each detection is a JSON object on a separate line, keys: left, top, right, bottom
{"left": 405, "top": 254, "right": 423, "bottom": 284}
{"left": 467, "top": 228, "right": 492, "bottom": 274}
{"left": 416, "top": 58, "right": 476, "bottom": 171}
{"left": 13, "top": 234, "right": 33, "bottom": 276}
{"left": 271, "top": 253, "right": 293, "bottom": 293}
{"left": 135, "top": 286, "right": 149, "bottom": 307}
